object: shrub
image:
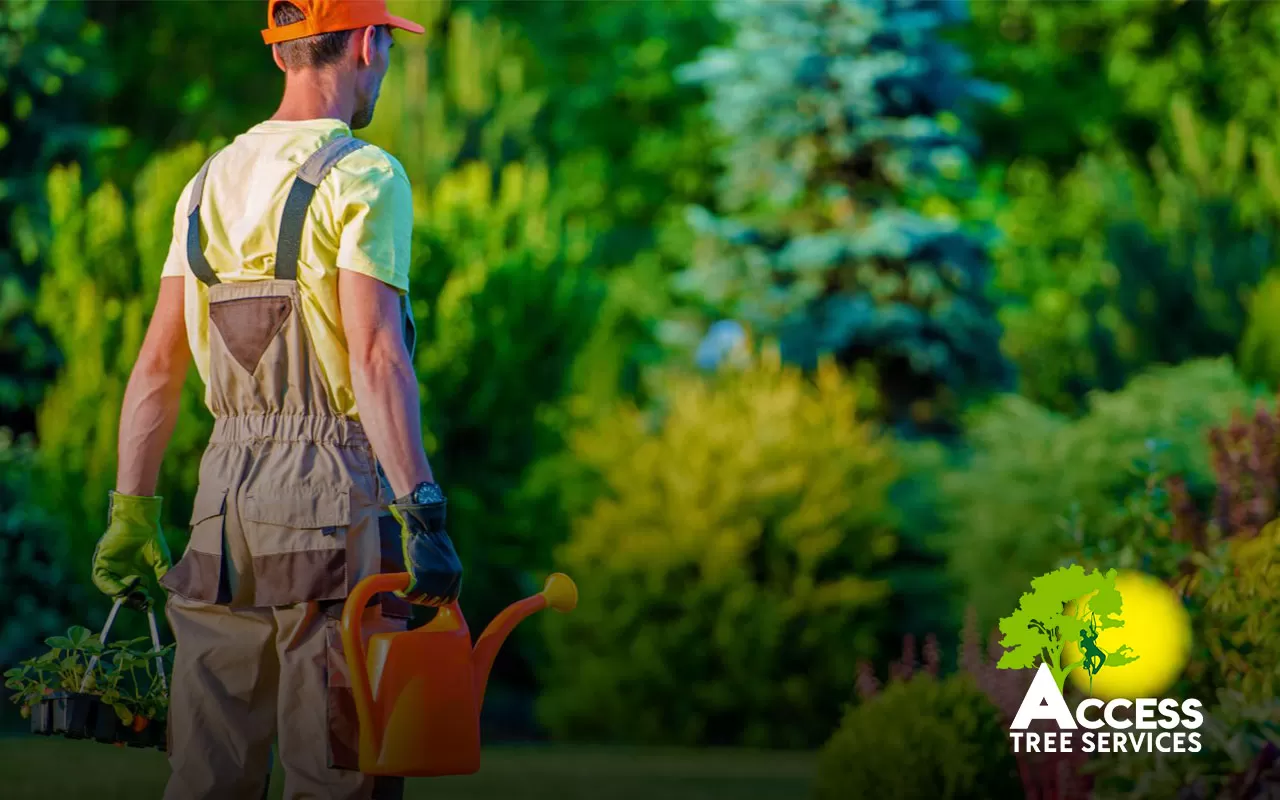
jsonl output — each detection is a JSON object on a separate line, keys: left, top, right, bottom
{"left": 0, "top": 429, "right": 92, "bottom": 667}
{"left": 1089, "top": 690, "right": 1280, "bottom": 800}
{"left": 1065, "top": 398, "right": 1280, "bottom": 704}
{"left": 985, "top": 99, "right": 1280, "bottom": 413}
{"left": 406, "top": 159, "right": 603, "bottom": 673}
{"left": 936, "top": 358, "right": 1259, "bottom": 629}
{"left": 1063, "top": 395, "right": 1280, "bottom": 797}
{"left": 1237, "top": 270, "right": 1280, "bottom": 391}
{"left": 815, "top": 657, "right": 1020, "bottom": 799}
{"left": 538, "top": 350, "right": 898, "bottom": 747}
{"left": 31, "top": 145, "right": 218, "bottom": 587}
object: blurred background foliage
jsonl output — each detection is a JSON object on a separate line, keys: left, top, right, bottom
{"left": 1, "top": 0, "right": 1277, "bottom": 793}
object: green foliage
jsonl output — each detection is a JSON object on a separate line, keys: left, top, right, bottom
{"left": 473, "top": 0, "right": 723, "bottom": 264}
{"left": 963, "top": 0, "right": 1280, "bottom": 411}
{"left": 1187, "top": 525, "right": 1280, "bottom": 703}
{"left": 4, "top": 624, "right": 173, "bottom": 725}
{"left": 1237, "top": 270, "right": 1280, "bottom": 390}
{"left": 0, "top": 0, "right": 116, "bottom": 432}
{"left": 1058, "top": 390, "right": 1280, "bottom": 799}
{"left": 1065, "top": 399, "right": 1280, "bottom": 704}
{"left": 936, "top": 358, "right": 1259, "bottom": 629}
{"left": 539, "top": 352, "right": 898, "bottom": 747}
{"left": 1090, "top": 690, "right": 1280, "bottom": 800}
{"left": 370, "top": 1, "right": 723, "bottom": 412}
{"left": 495, "top": 0, "right": 726, "bottom": 408}
{"left": 30, "top": 145, "right": 218, "bottom": 584}
{"left": 0, "top": 430, "right": 92, "bottom": 666}
{"left": 675, "top": 0, "right": 1009, "bottom": 430}
{"left": 814, "top": 673, "right": 1021, "bottom": 799}
{"left": 407, "top": 159, "right": 603, "bottom": 652}
{"left": 963, "top": 0, "right": 1280, "bottom": 175}
{"left": 80, "top": 1, "right": 274, "bottom": 184}
{"left": 989, "top": 104, "right": 1280, "bottom": 411}
{"left": 365, "top": 2, "right": 541, "bottom": 189}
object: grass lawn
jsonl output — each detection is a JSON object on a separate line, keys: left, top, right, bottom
{"left": 0, "top": 736, "right": 815, "bottom": 799}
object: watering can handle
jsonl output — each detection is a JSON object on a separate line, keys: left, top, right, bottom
{"left": 340, "top": 572, "right": 414, "bottom": 759}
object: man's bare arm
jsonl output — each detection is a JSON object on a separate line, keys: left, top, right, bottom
{"left": 340, "top": 269, "right": 434, "bottom": 498}
{"left": 116, "top": 276, "right": 192, "bottom": 496}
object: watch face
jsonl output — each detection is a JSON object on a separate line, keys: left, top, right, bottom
{"left": 413, "top": 482, "right": 445, "bottom": 505}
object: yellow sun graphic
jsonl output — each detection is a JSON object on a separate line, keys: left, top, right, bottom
{"left": 1063, "top": 570, "right": 1193, "bottom": 700}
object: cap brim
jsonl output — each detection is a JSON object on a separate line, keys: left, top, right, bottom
{"left": 386, "top": 15, "right": 425, "bottom": 35}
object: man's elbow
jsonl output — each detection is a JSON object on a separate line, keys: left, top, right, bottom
{"left": 134, "top": 338, "right": 189, "bottom": 388}
{"left": 349, "top": 331, "right": 410, "bottom": 385}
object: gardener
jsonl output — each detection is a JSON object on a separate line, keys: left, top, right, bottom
{"left": 88, "top": 1, "right": 461, "bottom": 798}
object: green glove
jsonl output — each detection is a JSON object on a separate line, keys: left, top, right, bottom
{"left": 91, "top": 492, "right": 173, "bottom": 610}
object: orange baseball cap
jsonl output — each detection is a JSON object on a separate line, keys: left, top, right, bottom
{"left": 262, "top": 0, "right": 425, "bottom": 45}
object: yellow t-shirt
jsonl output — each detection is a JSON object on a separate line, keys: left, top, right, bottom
{"left": 160, "top": 118, "right": 412, "bottom": 421}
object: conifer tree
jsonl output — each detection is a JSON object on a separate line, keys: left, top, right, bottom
{"left": 677, "top": 0, "right": 1009, "bottom": 430}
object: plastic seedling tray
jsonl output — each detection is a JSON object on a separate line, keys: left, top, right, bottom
{"left": 21, "top": 599, "right": 170, "bottom": 751}
{"left": 49, "top": 692, "right": 98, "bottom": 739}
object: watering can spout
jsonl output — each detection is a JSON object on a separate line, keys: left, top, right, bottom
{"left": 340, "top": 571, "right": 577, "bottom": 777}
{"left": 471, "top": 573, "right": 578, "bottom": 704}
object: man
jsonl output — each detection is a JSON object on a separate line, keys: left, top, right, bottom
{"left": 88, "top": 2, "right": 462, "bottom": 798}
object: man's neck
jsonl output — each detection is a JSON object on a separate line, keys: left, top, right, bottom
{"left": 271, "top": 69, "right": 354, "bottom": 126}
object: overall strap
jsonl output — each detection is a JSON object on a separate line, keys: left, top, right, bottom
{"left": 186, "top": 149, "right": 224, "bottom": 287}
{"left": 274, "top": 136, "right": 371, "bottom": 282}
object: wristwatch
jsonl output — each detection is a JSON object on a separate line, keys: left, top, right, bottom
{"left": 395, "top": 481, "right": 445, "bottom": 507}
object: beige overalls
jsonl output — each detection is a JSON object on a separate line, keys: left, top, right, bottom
{"left": 160, "top": 136, "right": 414, "bottom": 800}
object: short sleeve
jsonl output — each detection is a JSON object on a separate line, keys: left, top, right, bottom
{"left": 160, "top": 179, "right": 195, "bottom": 279}
{"left": 334, "top": 155, "right": 413, "bottom": 293}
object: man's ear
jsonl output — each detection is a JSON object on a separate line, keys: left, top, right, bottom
{"left": 357, "top": 25, "right": 379, "bottom": 66}
{"left": 271, "top": 44, "right": 287, "bottom": 73}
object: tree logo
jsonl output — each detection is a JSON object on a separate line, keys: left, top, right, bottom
{"left": 994, "top": 565, "right": 1203, "bottom": 755}
{"left": 996, "top": 565, "right": 1138, "bottom": 696}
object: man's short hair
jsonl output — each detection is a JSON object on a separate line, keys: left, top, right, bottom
{"left": 272, "top": 1, "right": 386, "bottom": 70}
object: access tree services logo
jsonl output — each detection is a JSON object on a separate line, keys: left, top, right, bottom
{"left": 996, "top": 565, "right": 1203, "bottom": 755}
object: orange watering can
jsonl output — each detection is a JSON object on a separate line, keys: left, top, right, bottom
{"left": 339, "top": 571, "right": 577, "bottom": 777}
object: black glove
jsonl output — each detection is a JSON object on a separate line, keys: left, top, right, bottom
{"left": 388, "top": 484, "right": 462, "bottom": 606}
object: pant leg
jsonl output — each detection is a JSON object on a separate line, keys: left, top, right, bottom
{"left": 274, "top": 601, "right": 406, "bottom": 800}
{"left": 164, "top": 595, "right": 279, "bottom": 800}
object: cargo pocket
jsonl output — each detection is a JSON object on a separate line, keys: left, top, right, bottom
{"left": 324, "top": 617, "right": 360, "bottom": 771}
{"left": 160, "top": 485, "right": 228, "bottom": 603}
{"left": 240, "top": 488, "right": 351, "bottom": 607}
{"left": 323, "top": 610, "right": 408, "bottom": 772}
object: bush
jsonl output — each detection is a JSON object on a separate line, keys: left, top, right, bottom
{"left": 815, "top": 670, "right": 1021, "bottom": 800}
{"left": 1064, "top": 398, "right": 1280, "bottom": 704}
{"left": 1090, "top": 690, "right": 1280, "bottom": 800}
{"left": 936, "top": 358, "right": 1259, "bottom": 629}
{"left": 31, "top": 145, "right": 218, "bottom": 586}
{"left": 538, "top": 350, "right": 898, "bottom": 747}
{"left": 1062, "top": 390, "right": 1280, "bottom": 797}
{"left": 404, "top": 159, "right": 603, "bottom": 694}
{"left": 989, "top": 107, "right": 1279, "bottom": 414}
{"left": 0, "top": 430, "right": 93, "bottom": 668}
{"left": 1237, "top": 270, "right": 1280, "bottom": 391}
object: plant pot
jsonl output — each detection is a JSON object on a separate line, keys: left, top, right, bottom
{"left": 28, "top": 701, "right": 54, "bottom": 736}
{"left": 123, "top": 716, "right": 166, "bottom": 750}
{"left": 48, "top": 692, "right": 98, "bottom": 739}
{"left": 92, "top": 706, "right": 127, "bottom": 745}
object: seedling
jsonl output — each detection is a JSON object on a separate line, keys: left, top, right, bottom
{"left": 4, "top": 601, "right": 172, "bottom": 748}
